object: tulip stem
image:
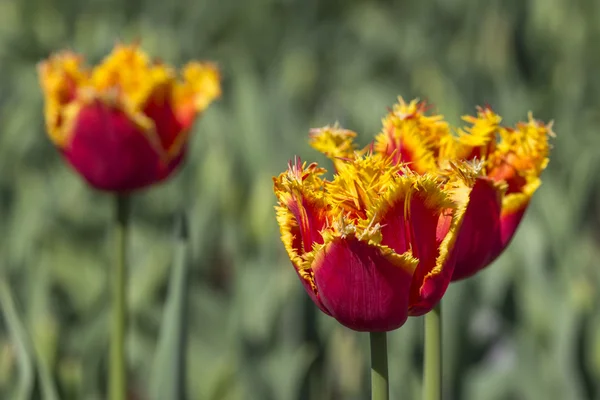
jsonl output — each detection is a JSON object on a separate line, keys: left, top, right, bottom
{"left": 109, "top": 194, "right": 129, "bottom": 400}
{"left": 370, "top": 331, "right": 389, "bottom": 400}
{"left": 423, "top": 303, "right": 442, "bottom": 400}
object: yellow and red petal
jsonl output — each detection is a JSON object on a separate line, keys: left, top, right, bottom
{"left": 173, "top": 62, "right": 222, "bottom": 125}
{"left": 373, "top": 98, "right": 450, "bottom": 173}
{"left": 89, "top": 44, "right": 220, "bottom": 161}
{"left": 38, "top": 52, "right": 89, "bottom": 147}
{"left": 450, "top": 177, "right": 503, "bottom": 281}
{"left": 273, "top": 160, "right": 338, "bottom": 318}
{"left": 311, "top": 236, "right": 416, "bottom": 332}
{"left": 487, "top": 116, "right": 552, "bottom": 193}
{"left": 273, "top": 159, "right": 329, "bottom": 257}
{"left": 370, "top": 173, "right": 459, "bottom": 315}
{"left": 169, "top": 62, "right": 221, "bottom": 158}
{"left": 284, "top": 191, "right": 328, "bottom": 254}
{"left": 276, "top": 201, "right": 332, "bottom": 316}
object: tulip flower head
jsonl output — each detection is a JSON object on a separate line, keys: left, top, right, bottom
{"left": 273, "top": 142, "right": 473, "bottom": 332}
{"left": 38, "top": 43, "right": 221, "bottom": 192}
{"left": 364, "top": 98, "right": 553, "bottom": 280}
{"left": 274, "top": 100, "right": 552, "bottom": 330}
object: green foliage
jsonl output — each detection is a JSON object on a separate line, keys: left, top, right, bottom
{"left": 0, "top": 0, "right": 599, "bottom": 399}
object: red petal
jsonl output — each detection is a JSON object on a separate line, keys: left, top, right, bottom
{"left": 312, "top": 237, "right": 413, "bottom": 332}
{"left": 379, "top": 198, "right": 412, "bottom": 256}
{"left": 143, "top": 88, "right": 187, "bottom": 155}
{"left": 64, "top": 101, "right": 176, "bottom": 192}
{"left": 486, "top": 205, "right": 528, "bottom": 266}
{"left": 451, "top": 178, "right": 502, "bottom": 281}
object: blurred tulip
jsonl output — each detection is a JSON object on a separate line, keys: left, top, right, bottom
{"left": 273, "top": 151, "right": 471, "bottom": 332}
{"left": 38, "top": 43, "right": 221, "bottom": 192}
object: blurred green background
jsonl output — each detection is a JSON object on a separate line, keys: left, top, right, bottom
{"left": 0, "top": 0, "right": 599, "bottom": 399}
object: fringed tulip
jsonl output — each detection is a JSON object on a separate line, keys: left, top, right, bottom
{"left": 38, "top": 43, "right": 221, "bottom": 192}
{"left": 273, "top": 152, "right": 471, "bottom": 332}
{"left": 338, "top": 98, "right": 553, "bottom": 281}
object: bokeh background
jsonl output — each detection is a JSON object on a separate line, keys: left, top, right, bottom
{"left": 0, "top": 0, "right": 599, "bottom": 399}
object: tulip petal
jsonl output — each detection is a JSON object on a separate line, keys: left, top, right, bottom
{"left": 38, "top": 52, "right": 88, "bottom": 147}
{"left": 373, "top": 175, "right": 457, "bottom": 315}
{"left": 143, "top": 87, "right": 184, "bottom": 157}
{"left": 406, "top": 201, "right": 453, "bottom": 316}
{"left": 63, "top": 101, "right": 172, "bottom": 192}
{"left": 451, "top": 178, "right": 503, "bottom": 281}
{"left": 312, "top": 237, "right": 415, "bottom": 332}
{"left": 373, "top": 98, "right": 450, "bottom": 174}
{"left": 485, "top": 188, "right": 532, "bottom": 265}
{"left": 276, "top": 207, "right": 331, "bottom": 315}
{"left": 273, "top": 160, "right": 328, "bottom": 257}
{"left": 286, "top": 193, "right": 327, "bottom": 253}
{"left": 294, "top": 266, "right": 332, "bottom": 316}
{"left": 495, "top": 206, "right": 526, "bottom": 260}
{"left": 273, "top": 160, "right": 332, "bottom": 314}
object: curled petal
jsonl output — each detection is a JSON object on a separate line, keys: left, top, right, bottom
{"left": 312, "top": 237, "right": 416, "bottom": 332}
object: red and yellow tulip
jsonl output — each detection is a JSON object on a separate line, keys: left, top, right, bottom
{"left": 38, "top": 43, "right": 221, "bottom": 192}
{"left": 373, "top": 98, "right": 553, "bottom": 280}
{"left": 273, "top": 147, "right": 474, "bottom": 331}
{"left": 274, "top": 98, "right": 552, "bottom": 331}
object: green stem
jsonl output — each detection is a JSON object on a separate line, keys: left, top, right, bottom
{"left": 370, "top": 331, "right": 389, "bottom": 400}
{"left": 109, "top": 194, "right": 130, "bottom": 400}
{"left": 423, "top": 303, "right": 442, "bottom": 400}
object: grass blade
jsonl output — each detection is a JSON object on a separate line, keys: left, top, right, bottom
{"left": 150, "top": 212, "right": 190, "bottom": 400}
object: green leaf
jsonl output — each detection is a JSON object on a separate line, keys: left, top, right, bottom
{"left": 0, "top": 278, "right": 34, "bottom": 400}
{"left": 150, "top": 213, "right": 190, "bottom": 400}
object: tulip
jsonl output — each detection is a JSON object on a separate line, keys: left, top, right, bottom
{"left": 38, "top": 44, "right": 221, "bottom": 400}
{"left": 273, "top": 149, "right": 470, "bottom": 332}
{"left": 298, "top": 103, "right": 552, "bottom": 400}
{"left": 325, "top": 98, "right": 553, "bottom": 281}
{"left": 38, "top": 43, "right": 221, "bottom": 192}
